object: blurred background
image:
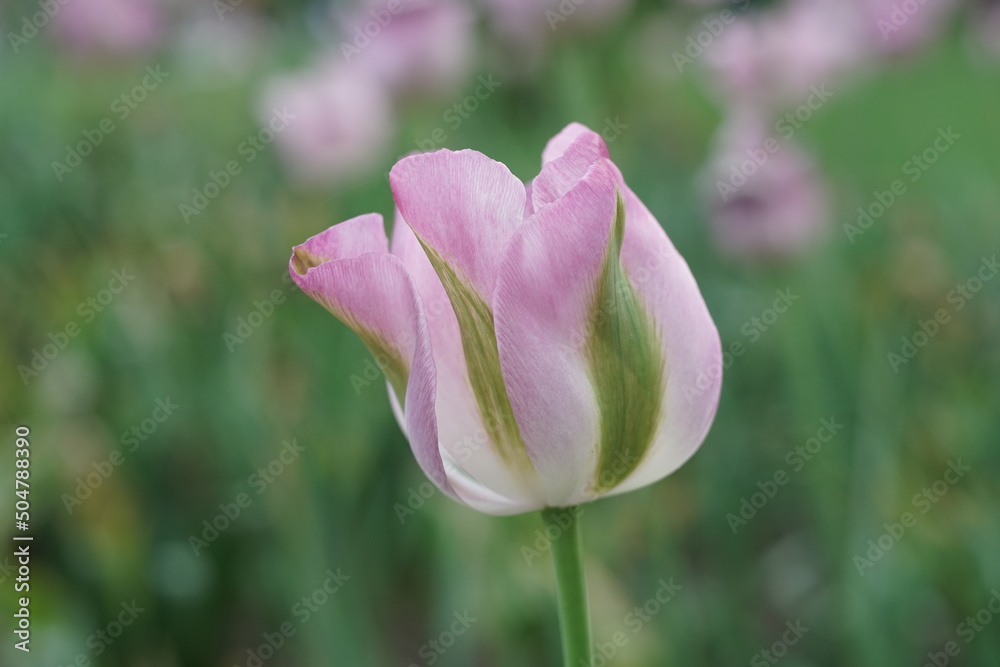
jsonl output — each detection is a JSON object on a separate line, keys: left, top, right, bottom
{"left": 2, "top": 0, "right": 1000, "bottom": 664}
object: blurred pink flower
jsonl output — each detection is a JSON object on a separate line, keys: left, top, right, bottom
{"left": 340, "top": 0, "right": 475, "bottom": 96}
{"left": 701, "top": 112, "right": 831, "bottom": 261}
{"left": 50, "top": 0, "right": 164, "bottom": 57}
{"left": 261, "top": 60, "right": 394, "bottom": 185}
{"left": 705, "top": 0, "right": 863, "bottom": 107}
{"left": 850, "top": 0, "right": 958, "bottom": 56}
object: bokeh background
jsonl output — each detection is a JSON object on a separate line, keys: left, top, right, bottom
{"left": 3, "top": 0, "right": 1000, "bottom": 665}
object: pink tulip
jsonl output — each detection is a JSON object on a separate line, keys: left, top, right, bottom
{"left": 340, "top": 0, "right": 475, "bottom": 96}
{"left": 851, "top": 0, "right": 958, "bottom": 56}
{"left": 701, "top": 113, "right": 831, "bottom": 261}
{"left": 289, "top": 123, "right": 721, "bottom": 514}
{"left": 260, "top": 60, "right": 394, "bottom": 184}
{"left": 50, "top": 0, "right": 163, "bottom": 57}
{"left": 705, "top": 0, "right": 863, "bottom": 107}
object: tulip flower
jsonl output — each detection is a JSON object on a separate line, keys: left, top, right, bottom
{"left": 851, "top": 0, "right": 958, "bottom": 56}
{"left": 289, "top": 123, "right": 721, "bottom": 665}
{"left": 701, "top": 111, "right": 831, "bottom": 261}
{"left": 50, "top": 0, "right": 163, "bottom": 58}
{"left": 260, "top": 59, "right": 394, "bottom": 184}
{"left": 340, "top": 0, "right": 475, "bottom": 97}
{"left": 704, "top": 0, "right": 862, "bottom": 108}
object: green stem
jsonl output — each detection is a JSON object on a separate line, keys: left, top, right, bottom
{"left": 542, "top": 506, "right": 591, "bottom": 667}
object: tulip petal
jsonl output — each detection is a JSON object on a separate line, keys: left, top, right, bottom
{"left": 531, "top": 128, "right": 610, "bottom": 213}
{"left": 390, "top": 212, "right": 544, "bottom": 509}
{"left": 544, "top": 125, "right": 721, "bottom": 495}
{"left": 606, "top": 175, "right": 723, "bottom": 496}
{"left": 289, "top": 213, "right": 457, "bottom": 501}
{"left": 389, "top": 149, "right": 526, "bottom": 296}
{"left": 541, "top": 122, "right": 607, "bottom": 165}
{"left": 495, "top": 161, "right": 667, "bottom": 506}
{"left": 587, "top": 191, "right": 667, "bottom": 493}
{"left": 390, "top": 151, "right": 543, "bottom": 498}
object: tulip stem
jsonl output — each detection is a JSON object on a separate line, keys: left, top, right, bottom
{"left": 542, "top": 506, "right": 591, "bottom": 667}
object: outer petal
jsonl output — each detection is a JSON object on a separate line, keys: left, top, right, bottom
{"left": 389, "top": 149, "right": 526, "bottom": 297}
{"left": 531, "top": 127, "right": 610, "bottom": 212}
{"left": 390, "top": 213, "right": 542, "bottom": 513}
{"left": 505, "top": 124, "right": 722, "bottom": 502}
{"left": 494, "top": 162, "right": 620, "bottom": 506}
{"left": 551, "top": 126, "right": 722, "bottom": 495}
{"left": 606, "top": 172, "right": 723, "bottom": 496}
{"left": 389, "top": 149, "right": 543, "bottom": 498}
{"left": 289, "top": 214, "right": 459, "bottom": 503}
{"left": 541, "top": 122, "right": 608, "bottom": 165}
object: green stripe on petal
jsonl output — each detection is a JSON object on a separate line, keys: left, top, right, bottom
{"left": 419, "top": 240, "right": 536, "bottom": 476}
{"left": 587, "top": 191, "right": 666, "bottom": 492}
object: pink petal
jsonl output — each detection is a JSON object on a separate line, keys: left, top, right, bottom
{"left": 494, "top": 161, "right": 620, "bottom": 506}
{"left": 501, "top": 125, "right": 722, "bottom": 502}
{"left": 289, "top": 214, "right": 458, "bottom": 503}
{"left": 389, "top": 149, "right": 527, "bottom": 298}
{"left": 606, "top": 173, "right": 723, "bottom": 496}
{"left": 390, "top": 212, "right": 545, "bottom": 510}
{"left": 541, "top": 122, "right": 609, "bottom": 165}
{"left": 532, "top": 124, "right": 610, "bottom": 213}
